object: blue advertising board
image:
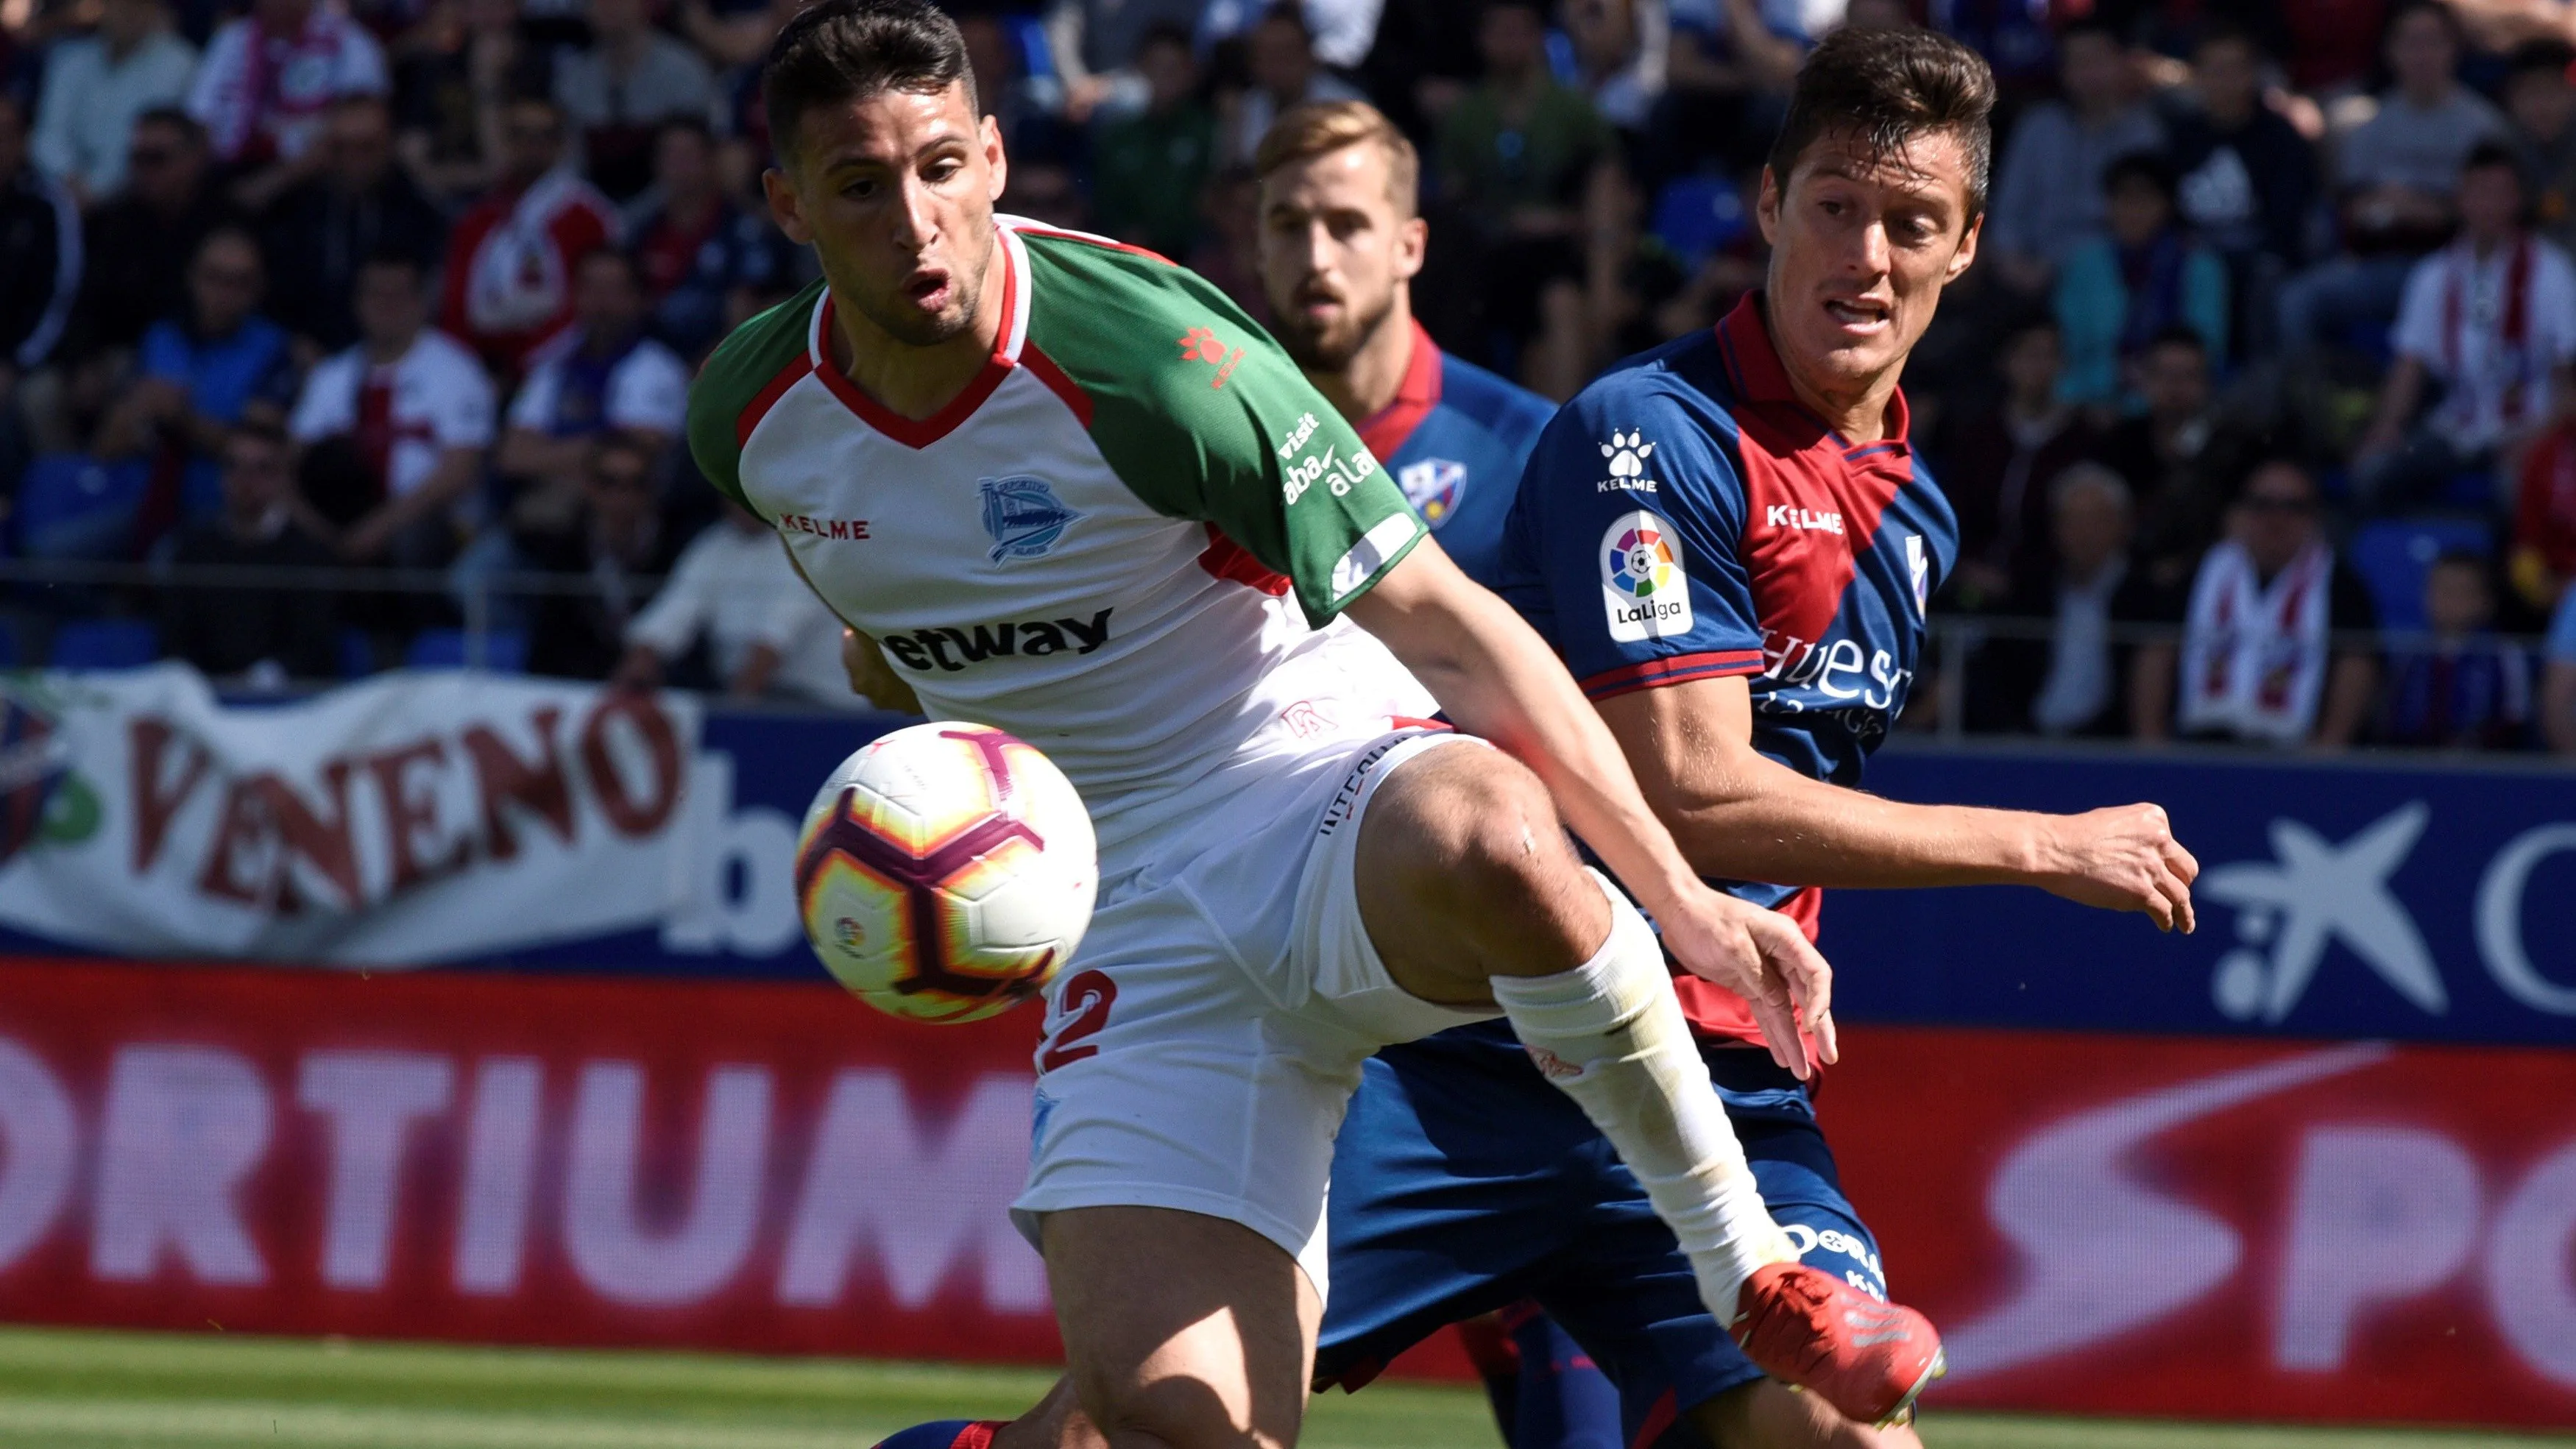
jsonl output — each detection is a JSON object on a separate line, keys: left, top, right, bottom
{"left": 1826, "top": 744, "right": 2576, "bottom": 1046}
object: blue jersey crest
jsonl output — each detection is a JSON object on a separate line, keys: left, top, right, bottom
{"left": 980, "top": 476, "right": 1083, "bottom": 562}
{"left": 1397, "top": 458, "right": 1468, "bottom": 525}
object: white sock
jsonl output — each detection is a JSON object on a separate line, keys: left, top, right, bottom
{"left": 1490, "top": 870, "right": 1796, "bottom": 1319}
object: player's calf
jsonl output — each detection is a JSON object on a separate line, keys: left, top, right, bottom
{"left": 1040, "top": 1206, "right": 1318, "bottom": 1449}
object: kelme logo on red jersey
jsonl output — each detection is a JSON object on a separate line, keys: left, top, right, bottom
{"left": 1178, "top": 325, "right": 1246, "bottom": 389}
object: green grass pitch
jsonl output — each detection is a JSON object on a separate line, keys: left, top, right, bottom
{"left": 0, "top": 1328, "right": 2561, "bottom": 1448}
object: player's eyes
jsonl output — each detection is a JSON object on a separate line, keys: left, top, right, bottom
{"left": 842, "top": 178, "right": 879, "bottom": 199}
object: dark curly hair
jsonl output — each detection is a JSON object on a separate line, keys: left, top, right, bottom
{"left": 762, "top": 0, "right": 978, "bottom": 164}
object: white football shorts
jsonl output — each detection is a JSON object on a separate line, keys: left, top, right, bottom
{"left": 1010, "top": 724, "right": 1502, "bottom": 1298}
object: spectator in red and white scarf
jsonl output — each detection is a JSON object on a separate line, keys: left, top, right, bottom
{"left": 185, "top": 0, "right": 389, "bottom": 193}
{"left": 437, "top": 93, "right": 618, "bottom": 377}
{"left": 2133, "top": 461, "right": 2382, "bottom": 749}
{"left": 2355, "top": 143, "right": 2576, "bottom": 511}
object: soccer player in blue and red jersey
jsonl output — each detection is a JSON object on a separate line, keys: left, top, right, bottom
{"left": 1313, "top": 29, "right": 2204, "bottom": 1449}
{"left": 1250, "top": 101, "right": 1554, "bottom": 587}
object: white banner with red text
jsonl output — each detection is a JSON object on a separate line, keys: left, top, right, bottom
{"left": 0, "top": 665, "right": 760, "bottom": 963}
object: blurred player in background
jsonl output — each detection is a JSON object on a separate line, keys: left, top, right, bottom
{"left": 687, "top": 5, "right": 1945, "bottom": 1449}
{"left": 1292, "top": 32, "right": 2204, "bottom": 1449}
{"left": 1248, "top": 99, "right": 1616, "bottom": 1449}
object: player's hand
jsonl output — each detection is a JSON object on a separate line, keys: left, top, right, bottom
{"left": 1656, "top": 885, "right": 1834, "bottom": 1079}
{"left": 2034, "top": 804, "right": 2200, "bottom": 932}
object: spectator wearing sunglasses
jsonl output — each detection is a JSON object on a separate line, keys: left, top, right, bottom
{"left": 28, "top": 0, "right": 198, "bottom": 208}
{"left": 2133, "top": 460, "right": 2381, "bottom": 749}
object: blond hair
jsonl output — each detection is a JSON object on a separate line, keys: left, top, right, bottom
{"left": 1252, "top": 99, "right": 1420, "bottom": 218}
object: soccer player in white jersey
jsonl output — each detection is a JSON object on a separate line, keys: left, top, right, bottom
{"left": 687, "top": 2, "right": 1943, "bottom": 1445}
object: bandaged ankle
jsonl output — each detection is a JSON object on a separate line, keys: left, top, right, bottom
{"left": 1487, "top": 870, "right": 1796, "bottom": 1314}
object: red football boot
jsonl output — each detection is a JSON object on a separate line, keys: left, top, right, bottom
{"left": 1727, "top": 1262, "right": 1946, "bottom": 1427}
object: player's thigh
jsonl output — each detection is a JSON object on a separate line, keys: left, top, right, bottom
{"left": 1688, "top": 1381, "right": 1924, "bottom": 1449}
{"left": 1344, "top": 735, "right": 1604, "bottom": 1002}
{"left": 1041, "top": 1205, "right": 1321, "bottom": 1449}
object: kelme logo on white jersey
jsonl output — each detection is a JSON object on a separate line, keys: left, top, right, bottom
{"left": 1330, "top": 514, "right": 1422, "bottom": 600}
{"left": 1601, "top": 509, "right": 1691, "bottom": 642}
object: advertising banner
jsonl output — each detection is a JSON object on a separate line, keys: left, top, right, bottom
{"left": 1830, "top": 1027, "right": 2576, "bottom": 1428}
{"left": 0, "top": 958, "right": 1057, "bottom": 1362}
{"left": 0, "top": 666, "right": 877, "bottom": 970}
{"left": 1829, "top": 746, "right": 2576, "bottom": 1046}
{"left": 1, "top": 958, "right": 2571, "bottom": 1428}
{"left": 4, "top": 667, "right": 2574, "bottom": 1048}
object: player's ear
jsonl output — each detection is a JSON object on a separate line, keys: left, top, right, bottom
{"left": 981, "top": 112, "right": 1008, "bottom": 202}
{"left": 1394, "top": 214, "right": 1429, "bottom": 283}
{"left": 763, "top": 165, "right": 815, "bottom": 246}
{"left": 1755, "top": 165, "right": 1782, "bottom": 247}
{"left": 1945, "top": 210, "right": 1981, "bottom": 283}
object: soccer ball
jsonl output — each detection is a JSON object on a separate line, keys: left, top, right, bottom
{"left": 794, "top": 721, "right": 1097, "bottom": 1024}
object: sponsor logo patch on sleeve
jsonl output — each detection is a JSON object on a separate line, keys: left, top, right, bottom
{"left": 1330, "top": 513, "right": 1423, "bottom": 600}
{"left": 1600, "top": 509, "right": 1693, "bottom": 642}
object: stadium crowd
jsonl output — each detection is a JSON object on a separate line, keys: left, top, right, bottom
{"left": 4, "top": 0, "right": 2576, "bottom": 748}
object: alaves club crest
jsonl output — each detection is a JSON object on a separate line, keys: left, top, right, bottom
{"left": 1398, "top": 458, "right": 1467, "bottom": 525}
{"left": 980, "top": 476, "right": 1083, "bottom": 562}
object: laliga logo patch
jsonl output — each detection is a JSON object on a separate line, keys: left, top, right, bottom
{"left": 980, "top": 476, "right": 1083, "bottom": 563}
{"left": 1398, "top": 458, "right": 1466, "bottom": 525}
{"left": 1906, "top": 533, "right": 1929, "bottom": 616}
{"left": 1601, "top": 509, "right": 1692, "bottom": 642}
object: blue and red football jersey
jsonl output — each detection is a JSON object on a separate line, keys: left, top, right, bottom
{"left": 1499, "top": 295, "right": 1958, "bottom": 1041}
{"left": 1359, "top": 321, "right": 1555, "bottom": 588}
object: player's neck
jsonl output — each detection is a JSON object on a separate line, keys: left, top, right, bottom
{"left": 826, "top": 258, "right": 1005, "bottom": 422}
{"left": 1783, "top": 366, "right": 1901, "bottom": 446}
{"left": 1312, "top": 296, "right": 1415, "bottom": 423}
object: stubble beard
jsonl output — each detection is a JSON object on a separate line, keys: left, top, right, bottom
{"left": 1277, "top": 286, "right": 1397, "bottom": 374}
{"left": 844, "top": 233, "right": 994, "bottom": 350}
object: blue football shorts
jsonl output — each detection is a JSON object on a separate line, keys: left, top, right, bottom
{"left": 1312, "top": 1020, "right": 1889, "bottom": 1448}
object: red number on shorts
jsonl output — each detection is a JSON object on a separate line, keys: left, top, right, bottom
{"left": 1038, "top": 969, "right": 1118, "bottom": 1073}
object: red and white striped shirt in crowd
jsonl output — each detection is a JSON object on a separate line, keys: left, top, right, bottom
{"left": 439, "top": 168, "right": 619, "bottom": 376}
{"left": 185, "top": 3, "right": 388, "bottom": 164}
{"left": 288, "top": 327, "right": 496, "bottom": 501}
{"left": 2392, "top": 231, "right": 2576, "bottom": 454}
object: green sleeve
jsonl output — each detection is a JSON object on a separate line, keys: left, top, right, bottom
{"left": 1020, "top": 232, "right": 1423, "bottom": 625}
{"left": 684, "top": 279, "right": 824, "bottom": 515}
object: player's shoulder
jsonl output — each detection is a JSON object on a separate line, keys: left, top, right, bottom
{"left": 1540, "top": 330, "right": 1747, "bottom": 487}
{"left": 687, "top": 277, "right": 825, "bottom": 502}
{"left": 1564, "top": 327, "right": 1741, "bottom": 428}
{"left": 1012, "top": 217, "right": 1209, "bottom": 326}
{"left": 1433, "top": 350, "right": 1555, "bottom": 453}
{"left": 690, "top": 280, "right": 824, "bottom": 436}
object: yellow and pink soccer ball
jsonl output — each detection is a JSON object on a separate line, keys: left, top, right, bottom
{"left": 795, "top": 722, "right": 1097, "bottom": 1024}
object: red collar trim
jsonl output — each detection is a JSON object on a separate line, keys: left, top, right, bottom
{"left": 810, "top": 232, "right": 1022, "bottom": 450}
{"left": 1714, "top": 292, "right": 1912, "bottom": 453}
{"left": 1356, "top": 319, "right": 1443, "bottom": 462}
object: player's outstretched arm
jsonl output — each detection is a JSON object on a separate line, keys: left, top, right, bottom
{"left": 1344, "top": 540, "right": 1836, "bottom": 1071}
{"left": 1600, "top": 673, "right": 2201, "bottom": 932}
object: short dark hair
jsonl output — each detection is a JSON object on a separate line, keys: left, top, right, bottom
{"left": 133, "top": 104, "right": 203, "bottom": 144}
{"left": 2463, "top": 139, "right": 2522, "bottom": 180}
{"left": 2144, "top": 322, "right": 2209, "bottom": 355}
{"left": 1766, "top": 26, "right": 1997, "bottom": 220}
{"left": 228, "top": 416, "right": 290, "bottom": 451}
{"left": 2508, "top": 38, "right": 2576, "bottom": 82}
{"left": 763, "top": 0, "right": 977, "bottom": 164}
{"left": 2104, "top": 149, "right": 2178, "bottom": 202}
{"left": 657, "top": 113, "right": 717, "bottom": 147}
